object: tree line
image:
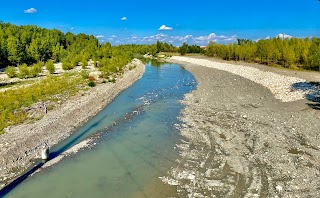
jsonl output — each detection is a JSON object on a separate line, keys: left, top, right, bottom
{"left": 0, "top": 22, "right": 161, "bottom": 79}
{"left": 1, "top": 22, "right": 319, "bottom": 73}
{"left": 205, "top": 37, "right": 320, "bottom": 71}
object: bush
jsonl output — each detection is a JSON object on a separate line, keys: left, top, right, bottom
{"left": 5, "top": 66, "right": 16, "bottom": 78}
{"left": 33, "top": 62, "right": 43, "bottom": 74}
{"left": 88, "top": 80, "right": 96, "bottom": 87}
{"left": 71, "top": 58, "right": 79, "bottom": 67}
{"left": 46, "top": 60, "right": 55, "bottom": 74}
{"left": 80, "top": 70, "right": 89, "bottom": 79}
{"left": 17, "top": 64, "right": 29, "bottom": 79}
{"left": 81, "top": 59, "right": 88, "bottom": 69}
{"left": 62, "top": 61, "right": 73, "bottom": 70}
{"left": 29, "top": 66, "right": 39, "bottom": 78}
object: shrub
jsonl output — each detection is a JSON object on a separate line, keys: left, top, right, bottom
{"left": 62, "top": 61, "right": 73, "bottom": 70}
{"left": 33, "top": 62, "right": 43, "bottom": 74}
{"left": 71, "top": 58, "right": 79, "bottom": 67}
{"left": 46, "top": 60, "right": 55, "bottom": 74}
{"left": 81, "top": 59, "right": 88, "bottom": 69}
{"left": 88, "top": 80, "right": 96, "bottom": 87}
{"left": 17, "top": 64, "right": 29, "bottom": 79}
{"left": 5, "top": 66, "right": 16, "bottom": 78}
{"left": 80, "top": 70, "right": 89, "bottom": 79}
{"left": 29, "top": 66, "right": 39, "bottom": 78}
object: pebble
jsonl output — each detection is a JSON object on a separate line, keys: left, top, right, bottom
{"left": 172, "top": 56, "right": 318, "bottom": 102}
{"left": 276, "top": 185, "right": 283, "bottom": 193}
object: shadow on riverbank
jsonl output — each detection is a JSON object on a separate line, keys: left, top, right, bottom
{"left": 291, "top": 81, "right": 320, "bottom": 110}
{"left": 0, "top": 162, "right": 44, "bottom": 196}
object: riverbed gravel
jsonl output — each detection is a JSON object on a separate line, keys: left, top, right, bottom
{"left": 171, "top": 56, "right": 320, "bottom": 102}
{"left": 163, "top": 57, "right": 320, "bottom": 197}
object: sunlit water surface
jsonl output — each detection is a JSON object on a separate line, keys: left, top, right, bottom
{"left": 5, "top": 61, "right": 196, "bottom": 198}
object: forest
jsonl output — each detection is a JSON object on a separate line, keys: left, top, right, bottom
{"left": 204, "top": 38, "right": 320, "bottom": 71}
{"left": 0, "top": 22, "right": 158, "bottom": 78}
{"left": 1, "top": 22, "right": 320, "bottom": 74}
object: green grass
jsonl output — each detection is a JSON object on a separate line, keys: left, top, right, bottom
{"left": 0, "top": 74, "right": 86, "bottom": 134}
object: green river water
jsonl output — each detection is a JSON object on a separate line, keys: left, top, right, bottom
{"left": 3, "top": 60, "right": 196, "bottom": 198}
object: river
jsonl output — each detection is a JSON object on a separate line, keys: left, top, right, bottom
{"left": 4, "top": 60, "right": 196, "bottom": 198}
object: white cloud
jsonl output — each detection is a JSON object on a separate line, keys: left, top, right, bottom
{"left": 121, "top": 17, "right": 127, "bottom": 21}
{"left": 24, "top": 8, "right": 37, "bottom": 14}
{"left": 158, "top": 25, "right": 173, "bottom": 31}
{"left": 96, "top": 35, "right": 105, "bottom": 38}
{"left": 70, "top": 27, "right": 75, "bottom": 30}
{"left": 195, "top": 33, "right": 233, "bottom": 44}
{"left": 99, "top": 33, "right": 237, "bottom": 45}
{"left": 277, "top": 33, "right": 293, "bottom": 39}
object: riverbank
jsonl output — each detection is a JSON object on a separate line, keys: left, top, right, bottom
{"left": 164, "top": 57, "right": 320, "bottom": 197}
{"left": 0, "top": 59, "right": 145, "bottom": 188}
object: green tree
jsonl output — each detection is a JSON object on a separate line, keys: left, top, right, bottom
{"left": 179, "top": 42, "right": 189, "bottom": 55}
{"left": 309, "top": 38, "right": 320, "bottom": 71}
{"left": 282, "top": 43, "right": 296, "bottom": 67}
{"left": 7, "top": 36, "right": 22, "bottom": 65}
{"left": 150, "top": 44, "right": 157, "bottom": 56}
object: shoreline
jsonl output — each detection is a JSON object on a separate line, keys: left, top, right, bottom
{"left": 0, "top": 59, "right": 145, "bottom": 188}
{"left": 164, "top": 57, "right": 320, "bottom": 197}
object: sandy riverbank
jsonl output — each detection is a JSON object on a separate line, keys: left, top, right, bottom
{"left": 163, "top": 57, "right": 320, "bottom": 197}
{"left": 0, "top": 59, "right": 145, "bottom": 187}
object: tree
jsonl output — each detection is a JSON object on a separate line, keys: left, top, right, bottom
{"left": 309, "top": 38, "right": 320, "bottom": 71}
{"left": 156, "top": 41, "right": 163, "bottom": 53}
{"left": 179, "top": 42, "right": 189, "bottom": 55}
{"left": 282, "top": 42, "right": 296, "bottom": 67}
{"left": 150, "top": 44, "right": 157, "bottom": 56}
{"left": 7, "top": 36, "right": 22, "bottom": 65}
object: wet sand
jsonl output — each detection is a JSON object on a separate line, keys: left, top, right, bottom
{"left": 164, "top": 57, "right": 320, "bottom": 197}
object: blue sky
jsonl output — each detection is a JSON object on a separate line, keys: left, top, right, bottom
{"left": 0, "top": 0, "right": 319, "bottom": 45}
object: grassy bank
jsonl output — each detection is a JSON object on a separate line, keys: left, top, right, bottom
{"left": 0, "top": 74, "right": 86, "bottom": 134}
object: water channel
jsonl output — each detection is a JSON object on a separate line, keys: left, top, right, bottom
{"left": 4, "top": 60, "right": 196, "bottom": 198}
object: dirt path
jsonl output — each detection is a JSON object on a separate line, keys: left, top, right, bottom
{"left": 163, "top": 57, "right": 320, "bottom": 197}
{"left": 0, "top": 59, "right": 145, "bottom": 188}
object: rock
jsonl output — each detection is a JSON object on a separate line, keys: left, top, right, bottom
{"left": 275, "top": 185, "right": 283, "bottom": 193}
